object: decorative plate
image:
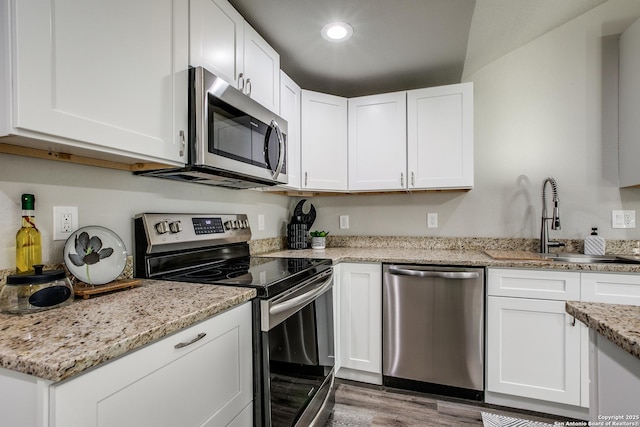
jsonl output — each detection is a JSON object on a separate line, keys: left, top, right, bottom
{"left": 63, "top": 226, "right": 128, "bottom": 285}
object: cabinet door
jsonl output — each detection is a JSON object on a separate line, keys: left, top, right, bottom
{"left": 189, "top": 0, "right": 244, "bottom": 88}
{"left": 243, "top": 23, "right": 280, "bottom": 112}
{"left": 337, "top": 263, "right": 382, "bottom": 384}
{"left": 486, "top": 296, "right": 581, "bottom": 406}
{"left": 348, "top": 92, "right": 407, "bottom": 191}
{"left": 581, "top": 272, "right": 640, "bottom": 305}
{"left": 618, "top": 17, "right": 640, "bottom": 188}
{"left": 301, "top": 90, "right": 348, "bottom": 191}
{"left": 279, "top": 71, "right": 301, "bottom": 189}
{"left": 51, "top": 303, "right": 253, "bottom": 427}
{"left": 12, "top": 0, "right": 188, "bottom": 164}
{"left": 407, "top": 82, "right": 473, "bottom": 189}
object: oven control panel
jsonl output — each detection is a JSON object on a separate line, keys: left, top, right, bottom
{"left": 136, "top": 213, "right": 252, "bottom": 253}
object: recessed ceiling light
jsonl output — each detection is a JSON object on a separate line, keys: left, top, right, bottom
{"left": 321, "top": 22, "right": 353, "bottom": 42}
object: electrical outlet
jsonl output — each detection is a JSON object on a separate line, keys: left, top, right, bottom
{"left": 339, "top": 215, "right": 350, "bottom": 229}
{"left": 258, "top": 214, "right": 265, "bottom": 231}
{"left": 612, "top": 210, "right": 636, "bottom": 229}
{"left": 427, "top": 212, "right": 438, "bottom": 228}
{"left": 53, "top": 206, "right": 78, "bottom": 240}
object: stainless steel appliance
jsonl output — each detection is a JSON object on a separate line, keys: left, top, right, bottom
{"left": 382, "top": 264, "right": 485, "bottom": 400}
{"left": 134, "top": 213, "right": 334, "bottom": 426}
{"left": 137, "top": 67, "right": 287, "bottom": 189}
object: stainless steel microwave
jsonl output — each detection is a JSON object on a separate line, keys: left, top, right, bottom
{"left": 139, "top": 66, "right": 287, "bottom": 189}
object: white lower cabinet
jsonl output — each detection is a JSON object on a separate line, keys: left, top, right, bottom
{"left": 487, "top": 269, "right": 640, "bottom": 419}
{"left": 580, "top": 272, "right": 640, "bottom": 416}
{"left": 335, "top": 263, "right": 382, "bottom": 384}
{"left": 487, "top": 295, "right": 581, "bottom": 405}
{"left": 50, "top": 302, "right": 253, "bottom": 427}
{"left": 486, "top": 268, "right": 587, "bottom": 419}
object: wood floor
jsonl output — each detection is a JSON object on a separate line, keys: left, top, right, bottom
{"left": 324, "top": 380, "right": 566, "bottom": 426}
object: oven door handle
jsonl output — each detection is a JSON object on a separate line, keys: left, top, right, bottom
{"left": 270, "top": 274, "right": 332, "bottom": 316}
{"left": 262, "top": 269, "right": 333, "bottom": 331}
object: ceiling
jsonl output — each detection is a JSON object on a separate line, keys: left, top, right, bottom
{"left": 228, "top": 0, "right": 607, "bottom": 98}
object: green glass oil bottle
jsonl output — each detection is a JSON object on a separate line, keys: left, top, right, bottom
{"left": 16, "top": 194, "right": 42, "bottom": 273}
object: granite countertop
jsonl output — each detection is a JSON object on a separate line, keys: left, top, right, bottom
{"left": 566, "top": 301, "right": 640, "bottom": 360}
{"left": 0, "top": 280, "right": 255, "bottom": 382}
{"left": 265, "top": 247, "right": 640, "bottom": 273}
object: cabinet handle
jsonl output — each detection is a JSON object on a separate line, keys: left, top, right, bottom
{"left": 305, "top": 172, "right": 308, "bottom": 187}
{"left": 411, "top": 171, "right": 415, "bottom": 187}
{"left": 245, "top": 78, "right": 252, "bottom": 96}
{"left": 571, "top": 316, "right": 576, "bottom": 327}
{"left": 401, "top": 172, "right": 404, "bottom": 187}
{"left": 179, "top": 130, "right": 186, "bottom": 157}
{"left": 238, "top": 73, "right": 245, "bottom": 91}
{"left": 174, "top": 332, "right": 206, "bottom": 349}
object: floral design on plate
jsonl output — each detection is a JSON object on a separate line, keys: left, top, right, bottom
{"left": 64, "top": 226, "right": 127, "bottom": 285}
{"left": 68, "top": 232, "right": 115, "bottom": 285}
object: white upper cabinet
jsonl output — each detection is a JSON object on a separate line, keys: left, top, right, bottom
{"left": 407, "top": 83, "right": 473, "bottom": 189}
{"left": 279, "top": 71, "right": 301, "bottom": 189}
{"left": 618, "top": 17, "right": 640, "bottom": 188}
{"left": 189, "top": 0, "right": 243, "bottom": 88}
{"left": 301, "top": 90, "right": 348, "bottom": 191}
{"left": 2, "top": 0, "right": 189, "bottom": 165}
{"left": 347, "top": 83, "right": 473, "bottom": 192}
{"left": 242, "top": 24, "right": 280, "bottom": 113}
{"left": 348, "top": 92, "right": 407, "bottom": 191}
{"left": 189, "top": 0, "right": 280, "bottom": 112}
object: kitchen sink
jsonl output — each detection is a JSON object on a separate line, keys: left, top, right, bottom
{"left": 542, "top": 253, "right": 640, "bottom": 264}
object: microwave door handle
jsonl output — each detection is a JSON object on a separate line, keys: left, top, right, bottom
{"left": 268, "top": 120, "right": 285, "bottom": 179}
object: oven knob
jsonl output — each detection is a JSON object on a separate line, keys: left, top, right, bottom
{"left": 169, "top": 221, "right": 182, "bottom": 233}
{"left": 243, "top": 219, "right": 250, "bottom": 228}
{"left": 155, "top": 221, "right": 169, "bottom": 234}
{"left": 224, "top": 220, "right": 232, "bottom": 230}
{"left": 232, "top": 220, "right": 239, "bottom": 229}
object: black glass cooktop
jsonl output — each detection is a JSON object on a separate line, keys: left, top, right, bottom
{"left": 166, "top": 256, "right": 332, "bottom": 298}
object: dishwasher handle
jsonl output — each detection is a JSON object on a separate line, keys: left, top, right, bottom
{"left": 388, "top": 267, "right": 480, "bottom": 280}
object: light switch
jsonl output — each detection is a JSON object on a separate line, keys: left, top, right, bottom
{"left": 612, "top": 210, "right": 636, "bottom": 229}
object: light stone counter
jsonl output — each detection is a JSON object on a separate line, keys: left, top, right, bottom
{"left": 265, "top": 247, "right": 640, "bottom": 273}
{"left": 0, "top": 280, "right": 255, "bottom": 382}
{"left": 566, "top": 301, "right": 640, "bottom": 360}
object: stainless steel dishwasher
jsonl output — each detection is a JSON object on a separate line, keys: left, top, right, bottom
{"left": 382, "top": 264, "right": 485, "bottom": 400}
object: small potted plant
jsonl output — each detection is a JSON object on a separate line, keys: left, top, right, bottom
{"left": 310, "top": 231, "right": 329, "bottom": 249}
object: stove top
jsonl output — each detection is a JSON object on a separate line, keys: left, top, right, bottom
{"left": 165, "top": 257, "right": 331, "bottom": 297}
{"left": 134, "top": 213, "right": 332, "bottom": 298}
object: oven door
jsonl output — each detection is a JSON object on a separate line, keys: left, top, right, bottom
{"left": 260, "top": 269, "right": 335, "bottom": 427}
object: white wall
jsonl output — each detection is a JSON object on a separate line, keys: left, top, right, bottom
{"left": 0, "top": 154, "right": 291, "bottom": 269}
{"left": 308, "top": 0, "right": 640, "bottom": 241}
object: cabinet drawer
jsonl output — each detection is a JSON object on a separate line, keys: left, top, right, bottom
{"left": 488, "top": 268, "right": 580, "bottom": 300}
{"left": 51, "top": 302, "right": 252, "bottom": 427}
{"left": 581, "top": 272, "right": 640, "bottom": 305}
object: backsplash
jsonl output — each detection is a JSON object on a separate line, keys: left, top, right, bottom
{"left": 324, "top": 236, "right": 640, "bottom": 255}
{"left": 3, "top": 236, "right": 639, "bottom": 288}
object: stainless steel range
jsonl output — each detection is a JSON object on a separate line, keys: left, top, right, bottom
{"left": 134, "top": 213, "right": 335, "bottom": 427}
